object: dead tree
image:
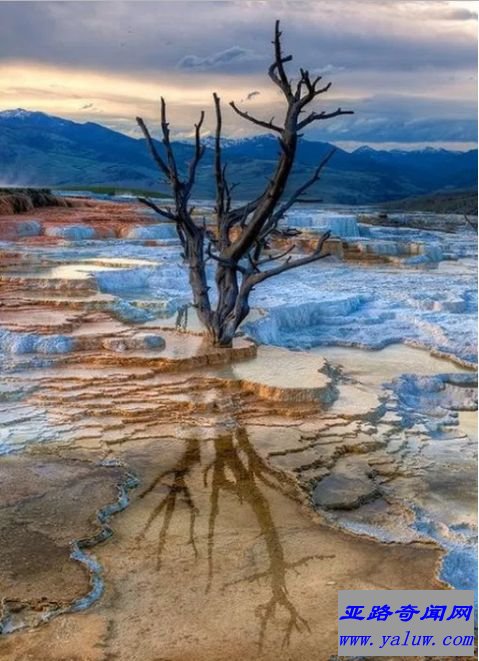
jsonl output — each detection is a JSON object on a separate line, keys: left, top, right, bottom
{"left": 137, "top": 20, "right": 353, "bottom": 347}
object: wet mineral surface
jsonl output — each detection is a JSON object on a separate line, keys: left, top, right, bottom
{"left": 0, "top": 198, "right": 476, "bottom": 660}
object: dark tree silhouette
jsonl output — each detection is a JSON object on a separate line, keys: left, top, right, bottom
{"left": 137, "top": 21, "right": 352, "bottom": 346}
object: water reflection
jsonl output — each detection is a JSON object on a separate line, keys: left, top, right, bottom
{"left": 138, "top": 438, "right": 200, "bottom": 570}
{"left": 137, "top": 428, "right": 334, "bottom": 649}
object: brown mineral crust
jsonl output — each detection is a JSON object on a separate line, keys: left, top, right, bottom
{"left": 0, "top": 198, "right": 456, "bottom": 661}
{"left": 0, "top": 456, "right": 126, "bottom": 606}
{"left": 0, "top": 198, "right": 156, "bottom": 242}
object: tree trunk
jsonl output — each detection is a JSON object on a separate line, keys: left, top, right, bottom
{"left": 208, "top": 276, "right": 252, "bottom": 348}
{"left": 210, "top": 264, "right": 239, "bottom": 346}
{"left": 186, "top": 232, "right": 214, "bottom": 335}
{"left": 186, "top": 237, "right": 240, "bottom": 347}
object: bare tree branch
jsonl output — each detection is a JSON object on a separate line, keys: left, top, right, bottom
{"left": 229, "top": 101, "right": 283, "bottom": 133}
{"left": 296, "top": 71, "right": 332, "bottom": 106}
{"left": 159, "top": 97, "right": 179, "bottom": 181}
{"left": 136, "top": 117, "right": 170, "bottom": 179}
{"left": 268, "top": 19, "right": 293, "bottom": 97}
{"left": 206, "top": 242, "right": 247, "bottom": 274}
{"left": 298, "top": 108, "right": 354, "bottom": 130}
{"left": 186, "top": 111, "right": 206, "bottom": 195}
{"left": 213, "top": 93, "right": 224, "bottom": 215}
{"left": 254, "top": 244, "right": 295, "bottom": 266}
{"left": 249, "top": 231, "right": 331, "bottom": 285}
{"left": 262, "top": 148, "right": 337, "bottom": 235}
{"left": 464, "top": 214, "right": 477, "bottom": 232}
{"left": 138, "top": 197, "right": 177, "bottom": 221}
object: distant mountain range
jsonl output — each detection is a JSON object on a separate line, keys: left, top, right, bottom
{"left": 0, "top": 108, "right": 476, "bottom": 205}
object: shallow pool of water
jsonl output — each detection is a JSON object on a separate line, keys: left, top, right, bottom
{"left": 458, "top": 410, "right": 478, "bottom": 443}
{"left": 5, "top": 259, "right": 154, "bottom": 280}
{"left": 208, "top": 345, "right": 330, "bottom": 390}
{"left": 312, "top": 343, "right": 470, "bottom": 386}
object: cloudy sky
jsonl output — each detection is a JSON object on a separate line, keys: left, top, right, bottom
{"left": 0, "top": 0, "right": 477, "bottom": 150}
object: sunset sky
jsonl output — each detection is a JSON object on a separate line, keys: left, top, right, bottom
{"left": 0, "top": 0, "right": 477, "bottom": 150}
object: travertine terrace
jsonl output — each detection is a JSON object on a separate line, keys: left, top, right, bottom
{"left": 0, "top": 195, "right": 476, "bottom": 660}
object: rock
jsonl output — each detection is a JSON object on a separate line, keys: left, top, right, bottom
{"left": 125, "top": 224, "right": 178, "bottom": 240}
{"left": 102, "top": 333, "right": 165, "bottom": 353}
{"left": 0, "top": 328, "right": 74, "bottom": 354}
{"left": 44, "top": 225, "right": 97, "bottom": 240}
{"left": 102, "top": 338, "right": 127, "bottom": 352}
{"left": 313, "top": 470, "right": 379, "bottom": 510}
{"left": 283, "top": 212, "right": 361, "bottom": 238}
{"left": 16, "top": 220, "right": 42, "bottom": 237}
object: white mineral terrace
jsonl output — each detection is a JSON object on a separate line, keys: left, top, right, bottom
{"left": 0, "top": 199, "right": 476, "bottom": 659}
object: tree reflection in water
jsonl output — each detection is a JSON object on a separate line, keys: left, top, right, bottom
{"left": 138, "top": 438, "right": 200, "bottom": 570}
{"left": 137, "top": 427, "right": 334, "bottom": 649}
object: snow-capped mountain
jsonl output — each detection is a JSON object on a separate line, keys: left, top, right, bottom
{"left": 0, "top": 109, "right": 476, "bottom": 202}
